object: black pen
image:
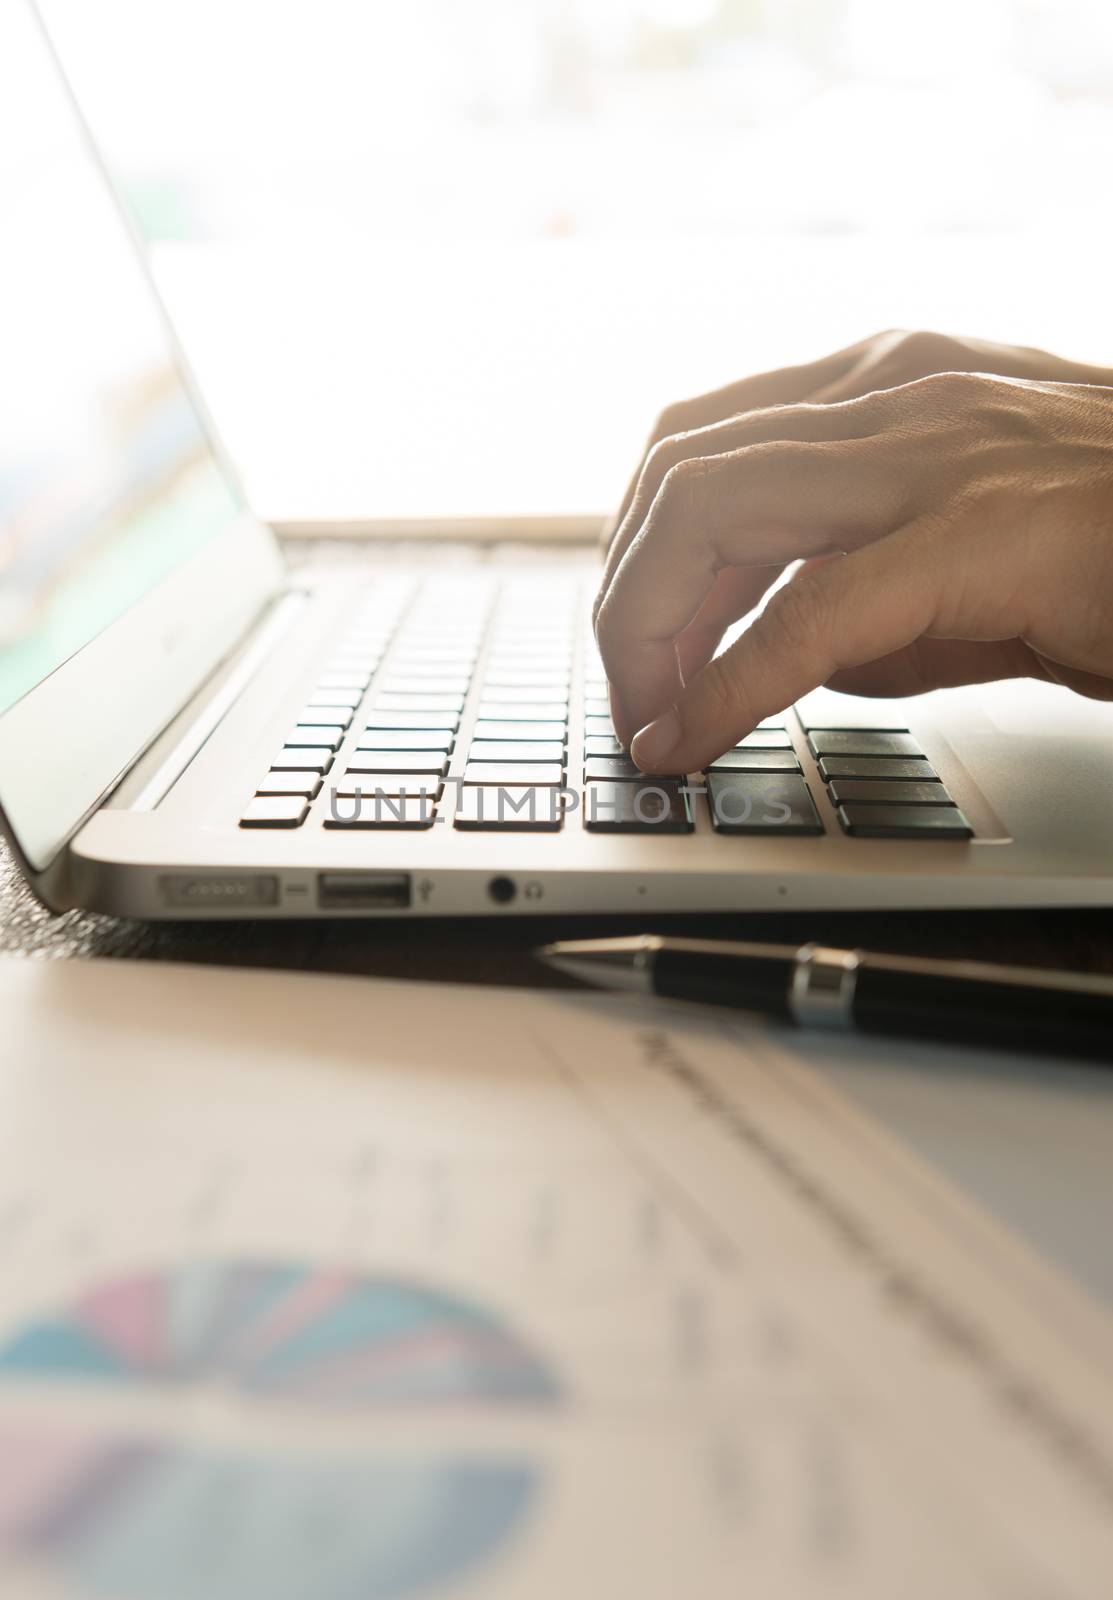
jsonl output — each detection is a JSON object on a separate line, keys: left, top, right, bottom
{"left": 537, "top": 935, "right": 1113, "bottom": 1063}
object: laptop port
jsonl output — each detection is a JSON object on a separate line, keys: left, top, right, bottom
{"left": 317, "top": 872, "right": 412, "bottom": 910}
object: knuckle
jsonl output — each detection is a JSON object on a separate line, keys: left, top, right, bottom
{"left": 643, "top": 434, "right": 684, "bottom": 487}
{"left": 656, "top": 456, "right": 708, "bottom": 520}
{"left": 879, "top": 370, "right": 979, "bottom": 421}
{"left": 761, "top": 576, "right": 827, "bottom": 654}
{"left": 911, "top": 368, "right": 984, "bottom": 404}
{"left": 742, "top": 437, "right": 821, "bottom": 469}
{"left": 635, "top": 434, "right": 707, "bottom": 520}
{"left": 593, "top": 595, "right": 622, "bottom": 662}
{"left": 897, "top": 328, "right": 957, "bottom": 368}
{"left": 653, "top": 399, "right": 696, "bottom": 441}
{"left": 698, "top": 651, "right": 744, "bottom": 720}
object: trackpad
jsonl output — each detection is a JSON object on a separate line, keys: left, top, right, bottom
{"left": 976, "top": 678, "right": 1113, "bottom": 738}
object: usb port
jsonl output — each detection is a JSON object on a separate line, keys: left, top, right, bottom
{"left": 317, "top": 872, "right": 412, "bottom": 910}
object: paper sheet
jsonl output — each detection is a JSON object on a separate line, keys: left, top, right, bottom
{"left": 0, "top": 958, "right": 1110, "bottom": 1600}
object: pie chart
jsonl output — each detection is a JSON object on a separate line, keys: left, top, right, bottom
{"left": 0, "top": 1260, "right": 562, "bottom": 1600}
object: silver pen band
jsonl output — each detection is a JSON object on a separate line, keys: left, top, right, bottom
{"left": 789, "top": 944, "right": 860, "bottom": 1029}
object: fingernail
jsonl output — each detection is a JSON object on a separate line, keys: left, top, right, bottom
{"left": 631, "top": 708, "right": 681, "bottom": 771}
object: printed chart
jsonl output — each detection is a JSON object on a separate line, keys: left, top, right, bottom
{"left": 0, "top": 1259, "right": 560, "bottom": 1600}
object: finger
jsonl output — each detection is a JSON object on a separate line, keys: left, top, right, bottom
{"left": 596, "top": 391, "right": 885, "bottom": 624}
{"left": 628, "top": 520, "right": 950, "bottom": 774}
{"left": 674, "top": 564, "right": 785, "bottom": 682}
{"left": 597, "top": 435, "right": 911, "bottom": 742}
{"left": 609, "top": 567, "right": 784, "bottom": 742}
{"left": 825, "top": 638, "right": 1045, "bottom": 697}
{"left": 607, "top": 566, "right": 785, "bottom": 749}
{"left": 604, "top": 335, "right": 876, "bottom": 550}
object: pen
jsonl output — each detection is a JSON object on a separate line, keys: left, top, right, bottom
{"left": 537, "top": 935, "right": 1113, "bottom": 1063}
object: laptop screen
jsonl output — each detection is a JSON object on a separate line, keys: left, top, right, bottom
{"left": 0, "top": 0, "right": 243, "bottom": 720}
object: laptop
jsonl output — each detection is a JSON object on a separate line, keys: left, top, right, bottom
{"left": 3, "top": 1, "right": 1113, "bottom": 922}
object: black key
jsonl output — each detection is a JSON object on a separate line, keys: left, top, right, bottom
{"left": 583, "top": 756, "right": 660, "bottom": 783}
{"left": 325, "top": 657, "right": 379, "bottom": 676}
{"left": 489, "top": 627, "right": 572, "bottom": 644}
{"left": 364, "top": 711, "right": 459, "bottom": 731}
{"left": 346, "top": 751, "right": 448, "bottom": 774}
{"left": 256, "top": 771, "right": 322, "bottom": 798}
{"left": 343, "top": 632, "right": 392, "bottom": 650}
{"left": 584, "top": 781, "right": 693, "bottom": 834}
{"left": 332, "top": 775, "right": 442, "bottom": 799}
{"left": 400, "top": 629, "right": 481, "bottom": 648}
{"left": 317, "top": 672, "right": 370, "bottom": 691}
{"left": 482, "top": 669, "right": 570, "bottom": 690}
{"left": 733, "top": 729, "right": 794, "bottom": 750}
{"left": 489, "top": 627, "right": 572, "bottom": 643}
{"left": 306, "top": 689, "right": 363, "bottom": 710}
{"left": 817, "top": 756, "right": 939, "bottom": 782}
{"left": 298, "top": 705, "right": 353, "bottom": 729}
{"left": 388, "top": 656, "right": 475, "bottom": 675}
{"left": 324, "top": 795, "right": 437, "bottom": 830}
{"left": 705, "top": 750, "right": 801, "bottom": 774}
{"left": 808, "top": 731, "right": 923, "bottom": 759}
{"left": 484, "top": 649, "right": 570, "bottom": 668}
{"left": 584, "top": 734, "right": 625, "bottom": 758}
{"left": 827, "top": 779, "right": 952, "bottom": 807}
{"left": 374, "top": 692, "right": 465, "bottom": 712}
{"left": 477, "top": 687, "right": 567, "bottom": 707}
{"left": 473, "top": 720, "right": 566, "bottom": 743}
{"left": 390, "top": 641, "right": 477, "bottom": 656}
{"left": 454, "top": 786, "right": 564, "bottom": 831}
{"left": 479, "top": 701, "right": 569, "bottom": 723}
{"left": 378, "top": 675, "right": 471, "bottom": 697}
{"left": 273, "top": 746, "right": 334, "bottom": 773}
{"left": 837, "top": 803, "right": 973, "bottom": 839}
{"left": 468, "top": 741, "right": 565, "bottom": 763}
{"left": 463, "top": 761, "right": 564, "bottom": 786}
{"left": 286, "top": 725, "right": 344, "bottom": 752}
{"left": 706, "top": 773, "right": 822, "bottom": 835}
{"left": 240, "top": 796, "right": 308, "bottom": 828}
{"left": 353, "top": 730, "right": 453, "bottom": 752}
{"left": 388, "top": 644, "right": 478, "bottom": 662}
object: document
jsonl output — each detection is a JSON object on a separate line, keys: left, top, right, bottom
{"left": 0, "top": 958, "right": 1110, "bottom": 1599}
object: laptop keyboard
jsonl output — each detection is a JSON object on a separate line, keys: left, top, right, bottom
{"left": 238, "top": 576, "right": 973, "bottom": 840}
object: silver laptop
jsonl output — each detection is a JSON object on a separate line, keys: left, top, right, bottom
{"left": 3, "top": 2, "right": 1113, "bottom": 921}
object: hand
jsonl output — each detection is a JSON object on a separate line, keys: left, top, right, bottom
{"left": 593, "top": 354, "right": 1113, "bottom": 774}
{"left": 601, "top": 329, "right": 1110, "bottom": 558}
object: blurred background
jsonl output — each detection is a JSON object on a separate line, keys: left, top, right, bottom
{"left": 34, "top": 0, "right": 1113, "bottom": 523}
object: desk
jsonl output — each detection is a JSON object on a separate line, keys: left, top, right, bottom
{"left": 5, "top": 819, "right": 1113, "bottom": 1306}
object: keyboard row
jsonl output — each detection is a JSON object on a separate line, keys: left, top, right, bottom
{"left": 239, "top": 588, "right": 972, "bottom": 840}
{"left": 243, "top": 722, "right": 972, "bottom": 840}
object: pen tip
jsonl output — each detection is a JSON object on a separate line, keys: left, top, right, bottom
{"left": 535, "top": 938, "right": 654, "bottom": 994}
